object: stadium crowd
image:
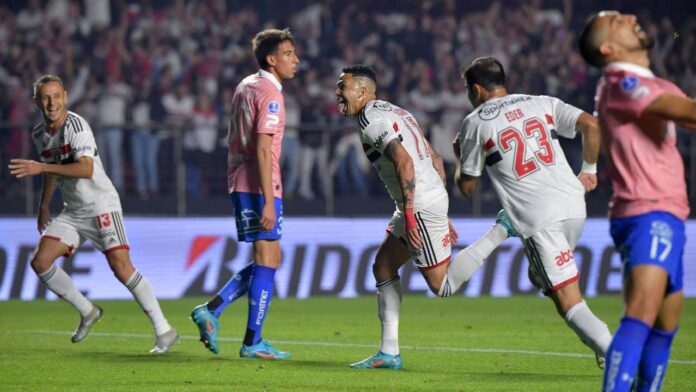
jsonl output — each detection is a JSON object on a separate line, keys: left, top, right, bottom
{"left": 1, "top": 0, "right": 694, "bottom": 215}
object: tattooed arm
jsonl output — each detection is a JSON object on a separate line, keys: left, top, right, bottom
{"left": 383, "top": 139, "right": 422, "bottom": 250}
{"left": 426, "top": 140, "right": 446, "bottom": 184}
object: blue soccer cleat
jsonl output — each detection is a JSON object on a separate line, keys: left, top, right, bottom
{"left": 496, "top": 209, "right": 518, "bottom": 238}
{"left": 350, "top": 351, "right": 403, "bottom": 370}
{"left": 240, "top": 339, "right": 291, "bottom": 360}
{"left": 190, "top": 304, "right": 220, "bottom": 354}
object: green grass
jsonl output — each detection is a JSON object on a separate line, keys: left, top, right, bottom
{"left": 1, "top": 296, "right": 694, "bottom": 391}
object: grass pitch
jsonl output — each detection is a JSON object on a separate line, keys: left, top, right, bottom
{"left": 1, "top": 296, "right": 694, "bottom": 391}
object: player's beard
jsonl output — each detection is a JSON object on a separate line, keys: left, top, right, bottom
{"left": 638, "top": 34, "right": 655, "bottom": 50}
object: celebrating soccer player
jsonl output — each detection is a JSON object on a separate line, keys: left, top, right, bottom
{"left": 579, "top": 11, "right": 696, "bottom": 391}
{"left": 336, "top": 64, "right": 515, "bottom": 369}
{"left": 9, "top": 75, "right": 178, "bottom": 353}
{"left": 454, "top": 57, "right": 612, "bottom": 369}
{"left": 190, "top": 28, "right": 298, "bottom": 359}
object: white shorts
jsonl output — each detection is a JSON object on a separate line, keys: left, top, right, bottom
{"left": 43, "top": 211, "right": 130, "bottom": 255}
{"left": 387, "top": 200, "right": 451, "bottom": 269}
{"left": 523, "top": 218, "right": 584, "bottom": 295}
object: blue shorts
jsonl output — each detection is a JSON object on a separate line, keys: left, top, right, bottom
{"left": 230, "top": 192, "right": 283, "bottom": 242}
{"left": 610, "top": 211, "right": 685, "bottom": 294}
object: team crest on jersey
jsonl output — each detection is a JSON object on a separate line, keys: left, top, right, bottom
{"left": 267, "top": 101, "right": 280, "bottom": 114}
{"left": 374, "top": 102, "right": 392, "bottom": 111}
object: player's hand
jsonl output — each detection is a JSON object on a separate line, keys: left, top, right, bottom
{"left": 260, "top": 203, "right": 276, "bottom": 232}
{"left": 9, "top": 159, "right": 43, "bottom": 178}
{"left": 452, "top": 135, "right": 461, "bottom": 160}
{"left": 448, "top": 220, "right": 459, "bottom": 244}
{"left": 405, "top": 226, "right": 423, "bottom": 251}
{"left": 577, "top": 172, "right": 597, "bottom": 193}
{"left": 37, "top": 207, "right": 52, "bottom": 233}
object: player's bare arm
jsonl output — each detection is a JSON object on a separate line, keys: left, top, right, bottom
{"left": 574, "top": 112, "right": 601, "bottom": 192}
{"left": 37, "top": 174, "right": 58, "bottom": 233}
{"left": 384, "top": 138, "right": 423, "bottom": 250}
{"left": 454, "top": 166, "right": 478, "bottom": 198}
{"left": 9, "top": 156, "right": 94, "bottom": 179}
{"left": 643, "top": 93, "right": 696, "bottom": 130}
{"left": 426, "top": 140, "right": 447, "bottom": 184}
{"left": 256, "top": 132, "right": 276, "bottom": 231}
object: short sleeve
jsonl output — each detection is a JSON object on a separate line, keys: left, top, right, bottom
{"left": 458, "top": 117, "right": 485, "bottom": 177}
{"left": 363, "top": 118, "right": 399, "bottom": 154}
{"left": 66, "top": 117, "right": 98, "bottom": 160}
{"left": 254, "top": 90, "right": 284, "bottom": 135}
{"left": 545, "top": 95, "right": 583, "bottom": 139}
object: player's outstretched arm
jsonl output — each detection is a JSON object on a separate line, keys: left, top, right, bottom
{"left": 9, "top": 156, "right": 94, "bottom": 179}
{"left": 643, "top": 93, "right": 696, "bottom": 131}
{"left": 574, "top": 112, "right": 600, "bottom": 192}
{"left": 384, "top": 139, "right": 423, "bottom": 250}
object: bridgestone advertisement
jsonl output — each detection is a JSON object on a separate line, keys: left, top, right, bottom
{"left": 2, "top": 218, "right": 694, "bottom": 300}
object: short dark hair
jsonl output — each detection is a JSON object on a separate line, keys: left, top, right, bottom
{"left": 252, "top": 28, "right": 295, "bottom": 69}
{"left": 463, "top": 57, "right": 505, "bottom": 91}
{"left": 342, "top": 64, "right": 377, "bottom": 85}
{"left": 578, "top": 13, "right": 604, "bottom": 68}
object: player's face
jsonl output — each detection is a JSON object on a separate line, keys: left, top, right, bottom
{"left": 34, "top": 81, "right": 68, "bottom": 126}
{"left": 598, "top": 11, "right": 654, "bottom": 52}
{"left": 335, "top": 73, "right": 363, "bottom": 117}
{"left": 270, "top": 40, "right": 299, "bottom": 80}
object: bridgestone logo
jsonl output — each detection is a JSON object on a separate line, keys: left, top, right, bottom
{"left": 255, "top": 289, "right": 269, "bottom": 325}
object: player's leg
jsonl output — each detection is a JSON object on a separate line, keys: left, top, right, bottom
{"left": 429, "top": 210, "right": 514, "bottom": 295}
{"left": 237, "top": 194, "right": 289, "bottom": 359}
{"left": 603, "top": 212, "right": 684, "bottom": 392}
{"left": 89, "top": 211, "right": 177, "bottom": 352}
{"left": 34, "top": 215, "right": 101, "bottom": 343}
{"left": 525, "top": 219, "right": 611, "bottom": 367}
{"left": 351, "top": 231, "right": 410, "bottom": 370}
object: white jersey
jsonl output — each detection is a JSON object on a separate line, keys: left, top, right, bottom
{"left": 359, "top": 100, "right": 447, "bottom": 211}
{"left": 458, "top": 94, "right": 585, "bottom": 238}
{"left": 32, "top": 111, "right": 121, "bottom": 217}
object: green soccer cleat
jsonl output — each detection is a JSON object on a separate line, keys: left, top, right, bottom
{"left": 496, "top": 209, "right": 519, "bottom": 238}
{"left": 71, "top": 304, "right": 103, "bottom": 343}
{"left": 350, "top": 351, "right": 403, "bottom": 370}
{"left": 190, "top": 304, "right": 220, "bottom": 354}
{"left": 240, "top": 340, "right": 291, "bottom": 360}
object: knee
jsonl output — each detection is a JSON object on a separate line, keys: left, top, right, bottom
{"left": 30, "top": 254, "right": 54, "bottom": 274}
{"left": 372, "top": 261, "right": 396, "bottom": 283}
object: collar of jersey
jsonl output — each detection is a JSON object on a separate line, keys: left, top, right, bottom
{"left": 258, "top": 69, "right": 282, "bottom": 91}
{"left": 605, "top": 62, "right": 654, "bottom": 78}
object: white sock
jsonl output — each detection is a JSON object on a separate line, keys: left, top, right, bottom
{"left": 377, "top": 277, "right": 401, "bottom": 355}
{"left": 564, "top": 300, "right": 612, "bottom": 356}
{"left": 125, "top": 271, "right": 171, "bottom": 335}
{"left": 38, "top": 264, "right": 93, "bottom": 317}
{"left": 439, "top": 224, "right": 508, "bottom": 296}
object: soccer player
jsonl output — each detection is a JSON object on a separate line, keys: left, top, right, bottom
{"left": 454, "top": 57, "right": 612, "bottom": 368}
{"left": 336, "top": 64, "right": 515, "bottom": 370}
{"left": 9, "top": 75, "right": 178, "bottom": 353}
{"left": 579, "top": 12, "right": 696, "bottom": 391}
{"left": 190, "top": 28, "right": 298, "bottom": 359}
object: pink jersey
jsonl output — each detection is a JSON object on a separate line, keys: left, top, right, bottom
{"left": 595, "top": 62, "right": 689, "bottom": 220}
{"left": 227, "top": 70, "right": 285, "bottom": 198}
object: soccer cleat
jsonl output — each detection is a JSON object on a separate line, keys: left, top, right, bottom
{"left": 596, "top": 353, "right": 605, "bottom": 370}
{"left": 71, "top": 304, "right": 103, "bottom": 343}
{"left": 190, "top": 304, "right": 220, "bottom": 354}
{"left": 350, "top": 351, "right": 403, "bottom": 370}
{"left": 496, "top": 209, "right": 518, "bottom": 238}
{"left": 150, "top": 328, "right": 179, "bottom": 353}
{"left": 239, "top": 340, "right": 291, "bottom": 360}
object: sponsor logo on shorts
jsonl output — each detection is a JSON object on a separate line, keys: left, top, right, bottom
{"left": 554, "top": 249, "right": 574, "bottom": 267}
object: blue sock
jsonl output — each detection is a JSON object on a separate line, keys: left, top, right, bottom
{"left": 603, "top": 317, "right": 651, "bottom": 392}
{"left": 206, "top": 263, "right": 254, "bottom": 318}
{"left": 244, "top": 265, "right": 276, "bottom": 346}
{"left": 635, "top": 327, "right": 677, "bottom": 392}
